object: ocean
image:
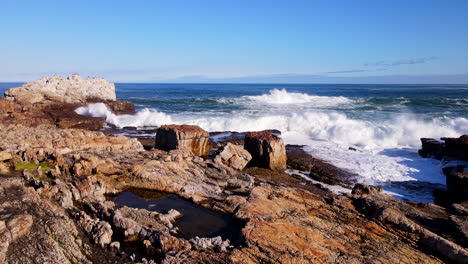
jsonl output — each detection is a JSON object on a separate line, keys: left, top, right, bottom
{"left": 2, "top": 83, "right": 467, "bottom": 202}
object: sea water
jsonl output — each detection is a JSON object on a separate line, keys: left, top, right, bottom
{"left": 2, "top": 83, "right": 467, "bottom": 202}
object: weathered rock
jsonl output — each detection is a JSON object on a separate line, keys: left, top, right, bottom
{"left": 351, "top": 184, "right": 468, "bottom": 264}
{"left": 155, "top": 125, "right": 210, "bottom": 156}
{"left": 104, "top": 100, "right": 136, "bottom": 115}
{"left": 283, "top": 145, "right": 357, "bottom": 187}
{"left": 443, "top": 135, "right": 468, "bottom": 160}
{"left": 244, "top": 131, "right": 287, "bottom": 170}
{"left": 446, "top": 172, "right": 468, "bottom": 203}
{"left": 189, "top": 236, "right": 231, "bottom": 252}
{"left": 73, "top": 210, "right": 113, "bottom": 247}
{"left": 419, "top": 138, "right": 445, "bottom": 159}
{"left": 0, "top": 151, "right": 12, "bottom": 162}
{"left": 419, "top": 135, "right": 468, "bottom": 161}
{"left": 449, "top": 215, "right": 468, "bottom": 247}
{"left": 4, "top": 74, "right": 116, "bottom": 105}
{"left": 213, "top": 143, "right": 252, "bottom": 170}
{"left": 0, "top": 177, "right": 122, "bottom": 264}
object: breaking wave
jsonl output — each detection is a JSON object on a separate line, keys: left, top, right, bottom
{"left": 242, "top": 88, "right": 352, "bottom": 107}
{"left": 75, "top": 103, "right": 172, "bottom": 127}
{"left": 76, "top": 103, "right": 467, "bottom": 150}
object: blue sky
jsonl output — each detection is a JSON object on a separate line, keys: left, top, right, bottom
{"left": 1, "top": 0, "right": 467, "bottom": 83}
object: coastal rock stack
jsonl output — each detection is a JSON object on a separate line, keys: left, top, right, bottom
{"left": 244, "top": 131, "right": 287, "bottom": 170}
{"left": 0, "top": 74, "right": 124, "bottom": 129}
{"left": 155, "top": 125, "right": 210, "bottom": 156}
{"left": 4, "top": 74, "right": 116, "bottom": 105}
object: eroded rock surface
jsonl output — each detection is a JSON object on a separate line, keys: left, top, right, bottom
{"left": 155, "top": 125, "right": 210, "bottom": 157}
{"left": 4, "top": 74, "right": 116, "bottom": 105}
{"left": 244, "top": 131, "right": 287, "bottom": 171}
{"left": 213, "top": 143, "right": 252, "bottom": 170}
{"left": 419, "top": 135, "right": 468, "bottom": 161}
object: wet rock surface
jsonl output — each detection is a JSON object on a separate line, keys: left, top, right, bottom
{"left": 419, "top": 135, "right": 468, "bottom": 161}
{"left": 286, "top": 144, "right": 356, "bottom": 187}
{"left": 419, "top": 136, "right": 468, "bottom": 207}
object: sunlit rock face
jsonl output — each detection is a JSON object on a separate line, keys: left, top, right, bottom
{"left": 4, "top": 74, "right": 116, "bottom": 105}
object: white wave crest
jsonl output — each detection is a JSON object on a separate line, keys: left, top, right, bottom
{"left": 243, "top": 88, "right": 352, "bottom": 106}
{"left": 75, "top": 103, "right": 172, "bottom": 128}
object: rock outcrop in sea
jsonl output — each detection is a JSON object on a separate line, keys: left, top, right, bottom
{"left": 4, "top": 74, "right": 116, "bottom": 104}
{"left": 0, "top": 75, "right": 467, "bottom": 263}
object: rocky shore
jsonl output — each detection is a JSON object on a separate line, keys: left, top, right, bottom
{"left": 0, "top": 75, "right": 467, "bottom": 263}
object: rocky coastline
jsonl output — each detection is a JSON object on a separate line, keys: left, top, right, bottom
{"left": 0, "top": 75, "right": 467, "bottom": 263}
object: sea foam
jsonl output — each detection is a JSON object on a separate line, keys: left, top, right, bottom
{"left": 243, "top": 88, "right": 352, "bottom": 106}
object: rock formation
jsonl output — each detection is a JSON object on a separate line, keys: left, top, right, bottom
{"left": 244, "top": 131, "right": 287, "bottom": 170}
{"left": 1, "top": 86, "right": 468, "bottom": 263}
{"left": 213, "top": 143, "right": 252, "bottom": 170}
{"left": 4, "top": 74, "right": 116, "bottom": 105}
{"left": 419, "top": 136, "right": 468, "bottom": 206}
{"left": 444, "top": 135, "right": 468, "bottom": 161}
{"left": 435, "top": 166, "right": 468, "bottom": 205}
{"left": 155, "top": 124, "right": 210, "bottom": 156}
{"left": 419, "top": 138, "right": 445, "bottom": 159}
{"left": 419, "top": 135, "right": 468, "bottom": 161}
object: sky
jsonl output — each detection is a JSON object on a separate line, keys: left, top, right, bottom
{"left": 1, "top": 0, "right": 467, "bottom": 83}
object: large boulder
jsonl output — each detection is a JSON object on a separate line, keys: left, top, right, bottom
{"left": 244, "top": 131, "right": 287, "bottom": 171}
{"left": 155, "top": 125, "right": 210, "bottom": 156}
{"left": 4, "top": 74, "right": 116, "bottom": 105}
{"left": 213, "top": 143, "right": 252, "bottom": 170}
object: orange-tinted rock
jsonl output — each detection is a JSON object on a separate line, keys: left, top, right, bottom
{"left": 213, "top": 143, "right": 252, "bottom": 170}
{"left": 244, "top": 131, "right": 286, "bottom": 170}
{"left": 104, "top": 100, "right": 135, "bottom": 115}
{"left": 155, "top": 125, "right": 210, "bottom": 156}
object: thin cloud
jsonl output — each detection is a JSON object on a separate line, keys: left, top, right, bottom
{"left": 392, "top": 56, "right": 438, "bottom": 65}
{"left": 324, "top": 70, "right": 365, "bottom": 74}
{"left": 365, "top": 56, "right": 439, "bottom": 67}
